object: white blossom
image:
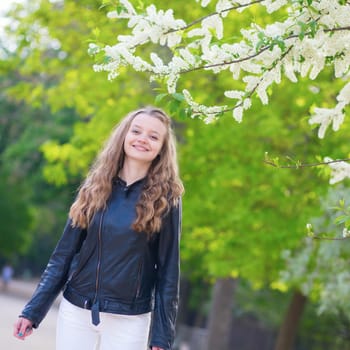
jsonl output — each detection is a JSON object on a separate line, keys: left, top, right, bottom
{"left": 308, "top": 104, "right": 345, "bottom": 139}
{"left": 233, "top": 106, "right": 243, "bottom": 122}
{"left": 94, "top": 0, "right": 350, "bottom": 162}
{"left": 107, "top": 0, "right": 136, "bottom": 19}
{"left": 198, "top": 0, "right": 211, "bottom": 7}
{"left": 179, "top": 48, "right": 196, "bottom": 65}
{"left": 242, "top": 75, "right": 260, "bottom": 91}
{"left": 87, "top": 43, "right": 100, "bottom": 55}
{"left": 183, "top": 89, "right": 227, "bottom": 122}
{"left": 119, "top": 0, "right": 136, "bottom": 16}
{"left": 202, "top": 15, "right": 224, "bottom": 40}
{"left": 264, "top": 22, "right": 285, "bottom": 38}
{"left": 243, "top": 98, "right": 252, "bottom": 110}
{"left": 256, "top": 84, "right": 269, "bottom": 104}
{"left": 216, "top": 0, "right": 234, "bottom": 17}
{"left": 187, "top": 14, "right": 224, "bottom": 44}
{"left": 224, "top": 90, "right": 244, "bottom": 99}
{"left": 106, "top": 11, "right": 118, "bottom": 19}
{"left": 309, "top": 85, "right": 320, "bottom": 94}
{"left": 167, "top": 73, "right": 180, "bottom": 93}
{"left": 150, "top": 52, "right": 164, "bottom": 69}
{"left": 337, "top": 82, "right": 350, "bottom": 104}
{"left": 342, "top": 228, "right": 350, "bottom": 238}
{"left": 262, "top": 0, "right": 288, "bottom": 14}
{"left": 324, "top": 157, "right": 350, "bottom": 184}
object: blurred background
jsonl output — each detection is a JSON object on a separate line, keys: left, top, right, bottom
{"left": 1, "top": 1, "right": 350, "bottom": 349}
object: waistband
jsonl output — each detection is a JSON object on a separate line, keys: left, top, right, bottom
{"left": 63, "top": 285, "right": 153, "bottom": 326}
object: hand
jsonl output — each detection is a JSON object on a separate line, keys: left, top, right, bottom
{"left": 13, "top": 317, "right": 33, "bottom": 340}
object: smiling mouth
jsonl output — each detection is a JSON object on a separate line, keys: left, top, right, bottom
{"left": 133, "top": 145, "right": 149, "bottom": 151}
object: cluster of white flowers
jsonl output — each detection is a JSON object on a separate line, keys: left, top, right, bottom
{"left": 92, "top": 1, "right": 187, "bottom": 80}
{"left": 342, "top": 228, "right": 350, "bottom": 238}
{"left": 308, "top": 82, "right": 350, "bottom": 139}
{"left": 183, "top": 89, "right": 228, "bottom": 123}
{"left": 93, "top": 0, "right": 350, "bottom": 148}
{"left": 324, "top": 157, "right": 350, "bottom": 185}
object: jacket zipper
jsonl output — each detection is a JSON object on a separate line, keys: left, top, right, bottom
{"left": 93, "top": 211, "right": 104, "bottom": 304}
{"left": 134, "top": 261, "right": 142, "bottom": 301}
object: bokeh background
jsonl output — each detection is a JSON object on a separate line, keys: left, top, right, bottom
{"left": 1, "top": 1, "right": 350, "bottom": 349}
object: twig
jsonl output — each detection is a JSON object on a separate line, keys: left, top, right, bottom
{"left": 312, "top": 236, "right": 350, "bottom": 241}
{"left": 165, "top": 0, "right": 264, "bottom": 34}
{"left": 264, "top": 158, "right": 350, "bottom": 169}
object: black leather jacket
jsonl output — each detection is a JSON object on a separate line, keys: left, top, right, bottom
{"left": 20, "top": 177, "right": 182, "bottom": 350}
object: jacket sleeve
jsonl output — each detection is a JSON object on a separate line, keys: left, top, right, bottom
{"left": 20, "top": 218, "right": 86, "bottom": 328}
{"left": 149, "top": 198, "right": 182, "bottom": 350}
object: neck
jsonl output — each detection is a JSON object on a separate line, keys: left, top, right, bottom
{"left": 119, "top": 159, "right": 150, "bottom": 186}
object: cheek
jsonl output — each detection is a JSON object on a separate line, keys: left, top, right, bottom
{"left": 153, "top": 141, "right": 163, "bottom": 153}
{"left": 124, "top": 134, "right": 132, "bottom": 147}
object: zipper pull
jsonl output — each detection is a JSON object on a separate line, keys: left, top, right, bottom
{"left": 91, "top": 301, "right": 100, "bottom": 326}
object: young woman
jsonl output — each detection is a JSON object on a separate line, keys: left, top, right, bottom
{"left": 13, "top": 107, "right": 184, "bottom": 350}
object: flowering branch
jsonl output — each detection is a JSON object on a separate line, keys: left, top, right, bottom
{"left": 182, "top": 25, "right": 350, "bottom": 75}
{"left": 90, "top": 0, "right": 350, "bottom": 181}
{"left": 264, "top": 157, "right": 350, "bottom": 169}
{"left": 165, "top": 0, "right": 264, "bottom": 34}
{"left": 264, "top": 155, "right": 350, "bottom": 185}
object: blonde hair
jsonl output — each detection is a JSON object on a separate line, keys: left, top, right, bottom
{"left": 69, "top": 107, "right": 184, "bottom": 236}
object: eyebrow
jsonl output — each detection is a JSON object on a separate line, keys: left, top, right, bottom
{"left": 132, "top": 124, "right": 161, "bottom": 136}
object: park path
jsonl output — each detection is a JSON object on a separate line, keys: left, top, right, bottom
{"left": 0, "top": 279, "right": 61, "bottom": 350}
{"left": 0, "top": 280, "right": 193, "bottom": 350}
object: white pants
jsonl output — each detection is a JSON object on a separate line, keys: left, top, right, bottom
{"left": 56, "top": 297, "right": 151, "bottom": 350}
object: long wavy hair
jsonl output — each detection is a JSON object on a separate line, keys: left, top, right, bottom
{"left": 69, "top": 107, "right": 184, "bottom": 236}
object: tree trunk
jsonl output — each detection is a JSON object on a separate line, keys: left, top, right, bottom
{"left": 205, "top": 277, "right": 236, "bottom": 350}
{"left": 274, "top": 290, "right": 307, "bottom": 350}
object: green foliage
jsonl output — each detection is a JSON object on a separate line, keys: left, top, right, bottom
{"left": 2, "top": 0, "right": 350, "bottom": 326}
{"left": 0, "top": 175, "right": 33, "bottom": 258}
{"left": 2, "top": 0, "right": 159, "bottom": 185}
{"left": 0, "top": 86, "right": 79, "bottom": 264}
{"left": 179, "top": 61, "right": 350, "bottom": 293}
{"left": 235, "top": 280, "right": 350, "bottom": 348}
{"left": 333, "top": 199, "right": 350, "bottom": 230}
{"left": 280, "top": 185, "right": 350, "bottom": 317}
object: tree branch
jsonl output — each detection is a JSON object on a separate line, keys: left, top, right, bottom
{"left": 165, "top": 0, "right": 264, "bottom": 34}
{"left": 312, "top": 236, "right": 350, "bottom": 241}
{"left": 182, "top": 45, "right": 271, "bottom": 74}
{"left": 189, "top": 46, "right": 293, "bottom": 118}
{"left": 181, "top": 25, "right": 350, "bottom": 75}
{"left": 263, "top": 158, "right": 350, "bottom": 169}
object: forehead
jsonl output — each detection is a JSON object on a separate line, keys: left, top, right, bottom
{"left": 130, "top": 113, "right": 167, "bottom": 135}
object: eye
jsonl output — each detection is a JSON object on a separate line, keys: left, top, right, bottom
{"left": 131, "top": 129, "right": 140, "bottom": 134}
{"left": 150, "top": 135, "right": 159, "bottom": 141}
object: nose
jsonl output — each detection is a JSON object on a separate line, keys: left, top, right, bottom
{"left": 137, "top": 133, "right": 147, "bottom": 143}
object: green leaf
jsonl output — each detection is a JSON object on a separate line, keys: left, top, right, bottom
{"left": 172, "top": 92, "right": 185, "bottom": 102}
{"left": 334, "top": 215, "right": 348, "bottom": 225}
{"left": 154, "top": 93, "right": 168, "bottom": 105}
{"left": 92, "top": 27, "right": 100, "bottom": 38}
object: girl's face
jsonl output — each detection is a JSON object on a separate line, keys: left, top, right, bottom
{"left": 124, "top": 113, "right": 167, "bottom": 165}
